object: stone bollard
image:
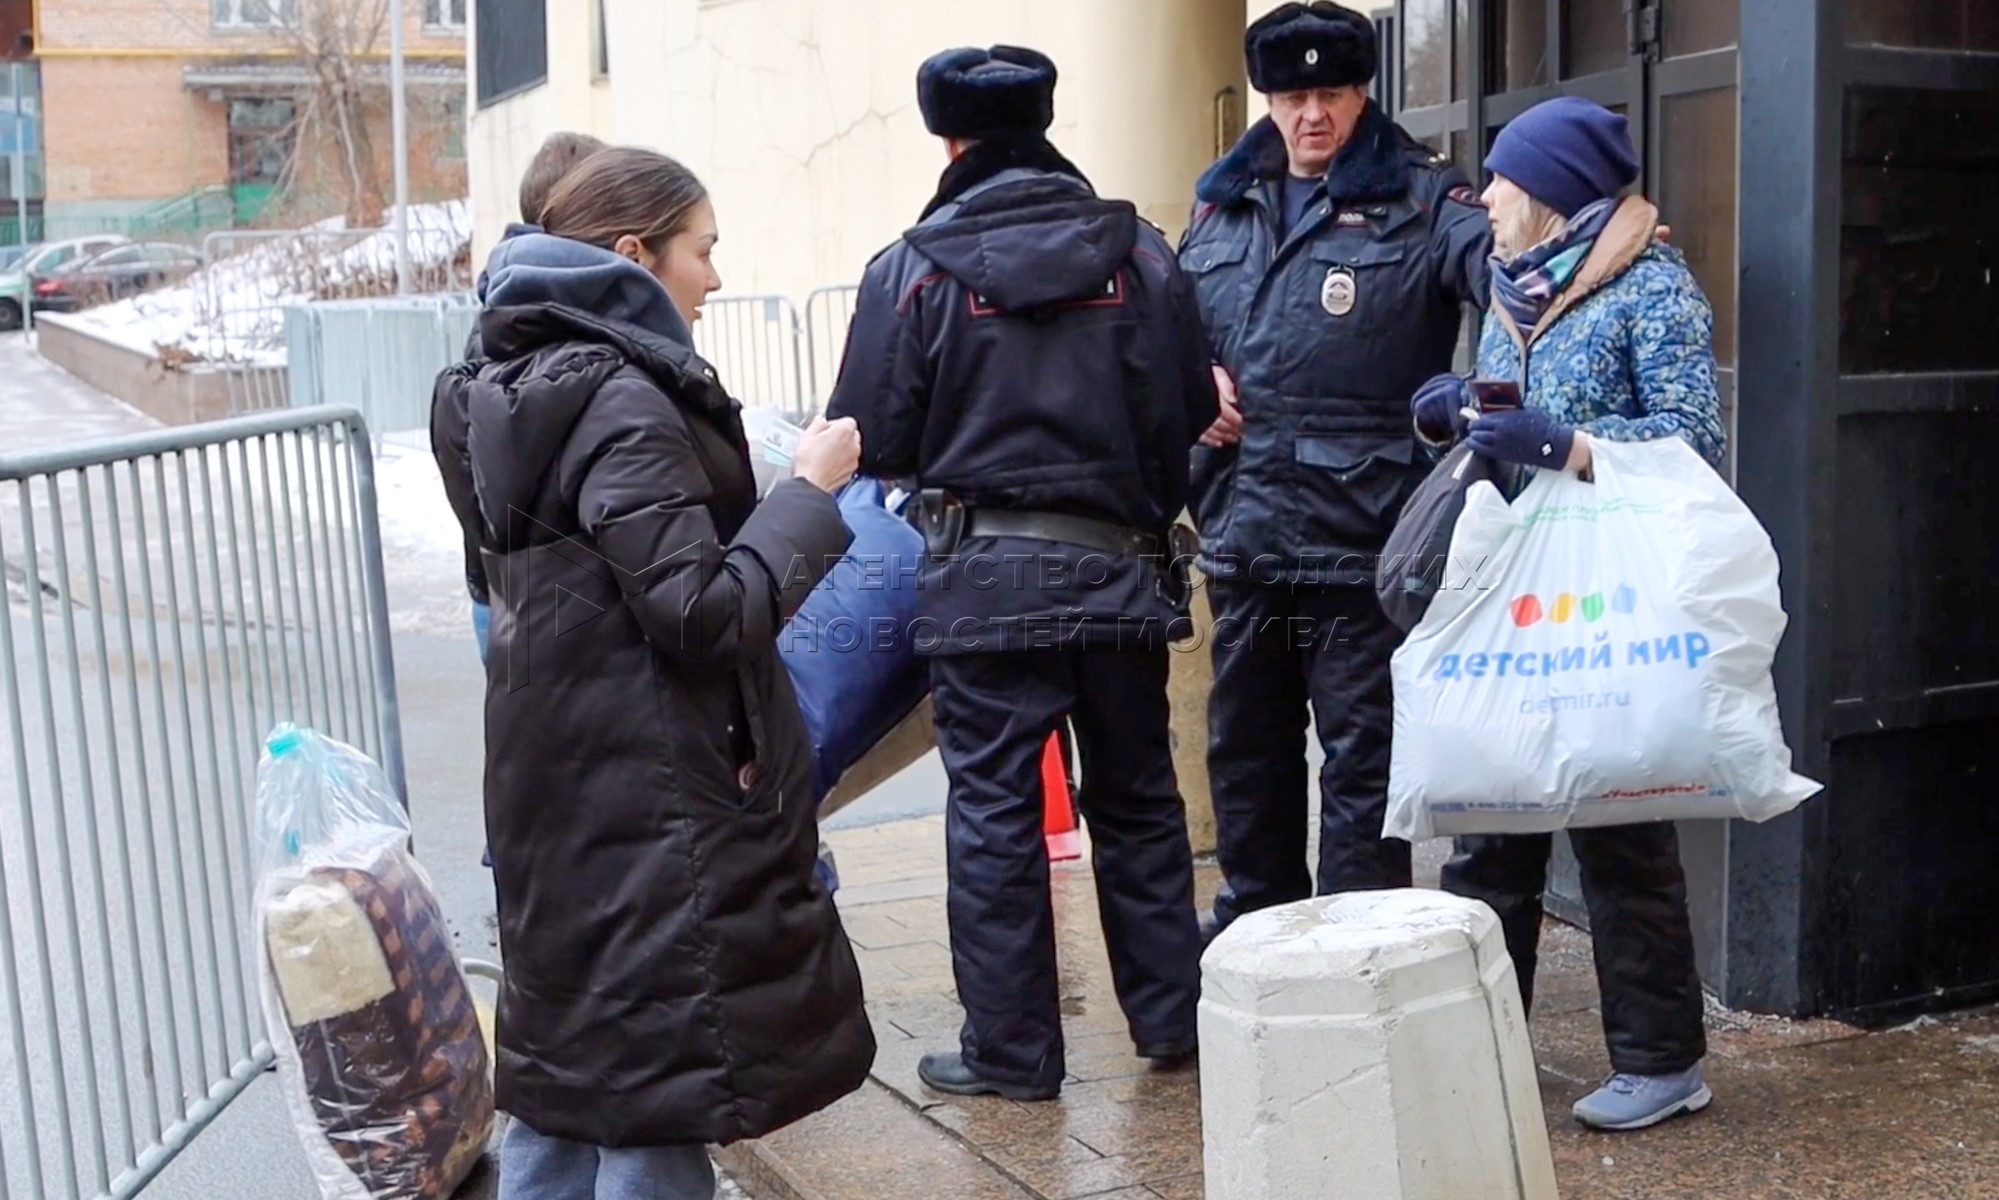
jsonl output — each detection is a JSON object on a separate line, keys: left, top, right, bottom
{"left": 1200, "top": 889, "right": 1560, "bottom": 1200}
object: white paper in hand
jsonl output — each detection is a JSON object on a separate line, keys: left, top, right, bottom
{"left": 760, "top": 416, "right": 804, "bottom": 468}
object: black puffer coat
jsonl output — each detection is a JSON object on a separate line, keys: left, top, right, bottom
{"left": 433, "top": 234, "right": 874, "bottom": 1147}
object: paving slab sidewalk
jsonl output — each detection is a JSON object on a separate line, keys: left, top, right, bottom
{"left": 720, "top": 815, "right": 1999, "bottom": 1200}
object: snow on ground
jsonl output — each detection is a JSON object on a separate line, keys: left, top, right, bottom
{"left": 374, "top": 428, "right": 475, "bottom": 639}
{"left": 60, "top": 201, "right": 474, "bottom": 366}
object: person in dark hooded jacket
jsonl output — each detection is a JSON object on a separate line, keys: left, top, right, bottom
{"left": 435, "top": 129, "right": 607, "bottom": 667}
{"left": 827, "top": 46, "right": 1218, "bottom": 1102}
{"left": 431, "top": 146, "right": 874, "bottom": 1200}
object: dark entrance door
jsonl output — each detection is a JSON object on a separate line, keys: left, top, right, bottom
{"left": 1808, "top": 2, "right": 1999, "bottom": 1020}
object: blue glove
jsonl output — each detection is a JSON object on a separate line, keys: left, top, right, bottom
{"left": 1465, "top": 407, "right": 1577, "bottom": 470}
{"left": 1411, "top": 374, "right": 1473, "bottom": 445}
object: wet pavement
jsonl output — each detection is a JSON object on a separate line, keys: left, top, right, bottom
{"left": 721, "top": 816, "right": 1999, "bottom": 1200}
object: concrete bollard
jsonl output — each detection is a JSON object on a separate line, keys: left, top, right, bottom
{"left": 1200, "top": 889, "right": 1560, "bottom": 1200}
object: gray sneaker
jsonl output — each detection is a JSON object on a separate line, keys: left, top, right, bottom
{"left": 1572, "top": 1065, "right": 1712, "bottom": 1131}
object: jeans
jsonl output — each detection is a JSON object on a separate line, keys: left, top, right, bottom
{"left": 473, "top": 600, "right": 491, "bottom": 667}
{"left": 499, "top": 1117, "right": 715, "bottom": 1200}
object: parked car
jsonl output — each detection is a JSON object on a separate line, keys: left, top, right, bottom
{"left": 0, "top": 234, "right": 129, "bottom": 331}
{"left": 31, "top": 242, "right": 205, "bottom": 314}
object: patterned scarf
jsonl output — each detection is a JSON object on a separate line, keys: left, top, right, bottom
{"left": 1489, "top": 198, "right": 1620, "bottom": 338}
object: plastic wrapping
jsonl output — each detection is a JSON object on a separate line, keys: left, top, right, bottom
{"left": 252, "top": 725, "right": 494, "bottom": 1200}
{"left": 1386, "top": 437, "right": 1822, "bottom": 839}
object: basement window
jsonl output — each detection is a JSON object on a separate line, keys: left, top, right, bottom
{"left": 212, "top": 0, "right": 298, "bottom": 29}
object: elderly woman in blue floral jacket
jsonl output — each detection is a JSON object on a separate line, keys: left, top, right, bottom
{"left": 1409, "top": 96, "right": 1725, "bottom": 1134}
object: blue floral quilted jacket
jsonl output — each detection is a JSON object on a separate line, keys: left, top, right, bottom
{"left": 1477, "top": 239, "right": 1726, "bottom": 469}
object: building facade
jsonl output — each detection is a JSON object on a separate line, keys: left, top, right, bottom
{"left": 29, "top": 0, "right": 469, "bottom": 238}
{"left": 468, "top": 0, "right": 1247, "bottom": 300}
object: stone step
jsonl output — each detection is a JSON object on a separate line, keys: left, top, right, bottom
{"left": 716, "top": 1080, "right": 1037, "bottom": 1200}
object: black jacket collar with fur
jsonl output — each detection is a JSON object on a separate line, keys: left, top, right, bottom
{"left": 1195, "top": 100, "right": 1412, "bottom": 210}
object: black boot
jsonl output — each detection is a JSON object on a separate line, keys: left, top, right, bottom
{"left": 917, "top": 1051, "right": 1059, "bottom": 1102}
{"left": 1135, "top": 1038, "right": 1198, "bottom": 1068}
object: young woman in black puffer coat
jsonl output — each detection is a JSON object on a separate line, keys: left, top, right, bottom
{"left": 432, "top": 146, "right": 874, "bottom": 1200}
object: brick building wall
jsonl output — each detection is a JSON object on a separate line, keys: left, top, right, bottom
{"left": 41, "top": 55, "right": 223, "bottom": 202}
{"left": 35, "top": 0, "right": 467, "bottom": 226}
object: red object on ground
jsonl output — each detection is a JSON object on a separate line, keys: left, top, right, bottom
{"left": 1042, "top": 732, "right": 1082, "bottom": 862}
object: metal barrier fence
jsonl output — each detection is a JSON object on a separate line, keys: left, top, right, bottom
{"left": 287, "top": 295, "right": 480, "bottom": 435}
{"left": 0, "top": 406, "right": 403, "bottom": 1199}
{"left": 693, "top": 294, "right": 810, "bottom": 422}
{"left": 803, "top": 285, "right": 860, "bottom": 410}
{"left": 194, "top": 229, "right": 475, "bottom": 417}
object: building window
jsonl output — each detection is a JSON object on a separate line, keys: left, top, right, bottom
{"left": 425, "top": 0, "right": 468, "bottom": 31}
{"left": 1401, "top": 0, "right": 1465, "bottom": 111}
{"left": 476, "top": 0, "right": 549, "bottom": 109}
{"left": 212, "top": 0, "right": 298, "bottom": 29}
{"left": 228, "top": 97, "right": 295, "bottom": 187}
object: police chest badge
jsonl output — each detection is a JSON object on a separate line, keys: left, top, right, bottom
{"left": 1320, "top": 266, "right": 1357, "bottom": 317}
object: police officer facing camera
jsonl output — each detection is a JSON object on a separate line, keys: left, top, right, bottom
{"left": 1179, "top": 2, "right": 1490, "bottom": 938}
{"left": 828, "top": 46, "right": 1219, "bottom": 1102}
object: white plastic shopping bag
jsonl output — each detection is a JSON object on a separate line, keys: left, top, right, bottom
{"left": 252, "top": 725, "right": 493, "bottom": 1200}
{"left": 1386, "top": 438, "right": 1821, "bottom": 840}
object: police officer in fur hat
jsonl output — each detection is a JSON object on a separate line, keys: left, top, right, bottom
{"left": 828, "top": 46, "right": 1218, "bottom": 1102}
{"left": 1179, "top": 2, "right": 1492, "bottom": 939}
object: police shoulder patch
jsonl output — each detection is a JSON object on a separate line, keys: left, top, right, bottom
{"left": 1446, "top": 185, "right": 1486, "bottom": 208}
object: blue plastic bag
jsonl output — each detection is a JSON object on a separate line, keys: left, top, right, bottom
{"left": 780, "top": 477, "right": 929, "bottom": 814}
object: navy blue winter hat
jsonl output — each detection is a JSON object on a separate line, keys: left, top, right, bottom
{"left": 917, "top": 46, "right": 1058, "bottom": 140}
{"left": 1484, "top": 97, "right": 1639, "bottom": 218}
{"left": 1245, "top": 2, "right": 1378, "bottom": 94}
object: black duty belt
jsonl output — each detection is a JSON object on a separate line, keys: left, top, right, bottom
{"left": 961, "top": 509, "right": 1163, "bottom": 559}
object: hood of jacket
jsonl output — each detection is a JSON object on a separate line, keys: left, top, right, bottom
{"left": 1196, "top": 100, "right": 1411, "bottom": 208}
{"left": 469, "top": 234, "right": 731, "bottom": 528}
{"left": 903, "top": 172, "right": 1138, "bottom": 313}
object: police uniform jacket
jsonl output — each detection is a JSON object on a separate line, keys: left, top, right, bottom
{"left": 829, "top": 161, "right": 1219, "bottom": 655}
{"left": 1179, "top": 102, "right": 1490, "bottom": 584}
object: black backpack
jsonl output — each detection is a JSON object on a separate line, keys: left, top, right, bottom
{"left": 1375, "top": 442, "right": 1503, "bottom": 632}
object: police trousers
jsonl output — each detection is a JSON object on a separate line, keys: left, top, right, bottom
{"left": 1441, "top": 824, "right": 1708, "bottom": 1075}
{"left": 1206, "top": 579, "right": 1410, "bottom": 929}
{"left": 931, "top": 648, "right": 1202, "bottom": 1089}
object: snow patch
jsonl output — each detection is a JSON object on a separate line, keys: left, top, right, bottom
{"left": 62, "top": 201, "right": 474, "bottom": 367}
{"left": 374, "top": 428, "right": 474, "bottom": 638}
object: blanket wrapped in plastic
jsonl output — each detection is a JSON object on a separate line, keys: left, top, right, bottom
{"left": 252, "top": 725, "right": 493, "bottom": 1200}
{"left": 780, "top": 476, "right": 931, "bottom": 814}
